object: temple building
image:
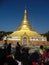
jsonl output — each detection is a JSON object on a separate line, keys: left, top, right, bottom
{"left": 4, "top": 9, "right": 47, "bottom": 45}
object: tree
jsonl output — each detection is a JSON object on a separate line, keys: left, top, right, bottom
{"left": 41, "top": 31, "right": 49, "bottom": 41}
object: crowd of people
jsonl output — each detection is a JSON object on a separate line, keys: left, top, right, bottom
{"left": 0, "top": 40, "right": 49, "bottom": 65}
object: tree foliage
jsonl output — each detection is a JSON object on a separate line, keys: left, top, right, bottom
{"left": 41, "top": 31, "right": 49, "bottom": 41}
{"left": 0, "top": 31, "right": 13, "bottom": 40}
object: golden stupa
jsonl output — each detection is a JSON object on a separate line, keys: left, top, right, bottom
{"left": 5, "top": 9, "right": 47, "bottom": 45}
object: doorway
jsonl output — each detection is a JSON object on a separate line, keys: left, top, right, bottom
{"left": 23, "top": 37, "right": 27, "bottom": 44}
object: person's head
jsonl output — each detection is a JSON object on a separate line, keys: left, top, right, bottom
{"left": 17, "top": 42, "right": 19, "bottom": 45}
{"left": 40, "top": 45, "right": 43, "bottom": 49}
{"left": 17, "top": 42, "right": 20, "bottom": 46}
{"left": 4, "top": 40, "right": 7, "bottom": 43}
{"left": 9, "top": 43, "right": 11, "bottom": 45}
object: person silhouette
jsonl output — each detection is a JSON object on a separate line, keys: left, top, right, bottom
{"left": 6, "top": 43, "right": 11, "bottom": 55}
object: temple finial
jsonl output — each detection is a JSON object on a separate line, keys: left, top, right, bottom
{"left": 24, "top": 8, "right": 27, "bottom": 14}
{"left": 23, "top": 8, "right": 28, "bottom": 21}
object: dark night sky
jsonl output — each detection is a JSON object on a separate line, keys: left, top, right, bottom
{"left": 0, "top": 0, "right": 49, "bottom": 34}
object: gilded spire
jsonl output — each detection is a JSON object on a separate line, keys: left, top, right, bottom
{"left": 17, "top": 9, "right": 33, "bottom": 31}
{"left": 23, "top": 9, "right": 28, "bottom": 21}
{"left": 9, "top": 9, "right": 43, "bottom": 39}
{"left": 21, "top": 8, "right": 28, "bottom": 25}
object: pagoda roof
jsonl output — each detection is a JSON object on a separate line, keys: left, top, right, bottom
{"left": 9, "top": 9, "right": 42, "bottom": 37}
